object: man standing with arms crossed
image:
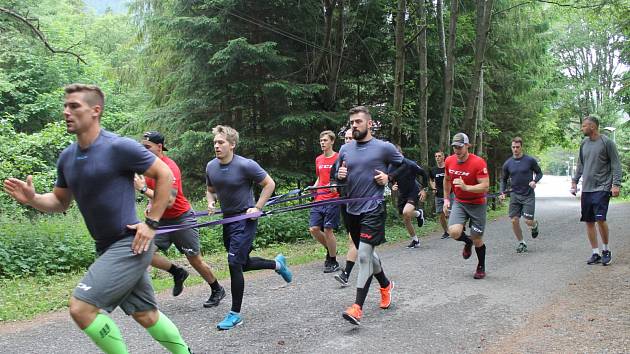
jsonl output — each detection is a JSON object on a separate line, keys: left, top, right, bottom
{"left": 134, "top": 131, "right": 225, "bottom": 306}
{"left": 337, "top": 106, "right": 403, "bottom": 325}
{"left": 430, "top": 151, "right": 450, "bottom": 239}
{"left": 571, "top": 116, "right": 622, "bottom": 266}
{"left": 499, "top": 137, "right": 543, "bottom": 253}
{"left": 4, "top": 84, "right": 192, "bottom": 353}
{"left": 443, "top": 133, "right": 490, "bottom": 279}
{"left": 309, "top": 130, "right": 341, "bottom": 273}
{"left": 206, "top": 125, "right": 292, "bottom": 330}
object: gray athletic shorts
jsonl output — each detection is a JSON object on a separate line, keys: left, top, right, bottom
{"left": 155, "top": 209, "right": 200, "bottom": 256}
{"left": 72, "top": 236, "right": 157, "bottom": 315}
{"left": 435, "top": 194, "right": 454, "bottom": 214}
{"left": 508, "top": 193, "right": 535, "bottom": 220}
{"left": 449, "top": 200, "right": 487, "bottom": 236}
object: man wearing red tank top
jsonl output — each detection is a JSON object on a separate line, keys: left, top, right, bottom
{"left": 135, "top": 131, "right": 225, "bottom": 307}
{"left": 443, "top": 133, "right": 490, "bottom": 279}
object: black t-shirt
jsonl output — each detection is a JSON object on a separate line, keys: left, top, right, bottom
{"left": 430, "top": 166, "right": 445, "bottom": 198}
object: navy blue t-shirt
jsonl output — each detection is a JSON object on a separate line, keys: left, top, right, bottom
{"left": 205, "top": 155, "right": 268, "bottom": 215}
{"left": 388, "top": 158, "right": 428, "bottom": 197}
{"left": 337, "top": 138, "right": 403, "bottom": 215}
{"left": 500, "top": 154, "right": 543, "bottom": 196}
{"left": 55, "top": 130, "right": 156, "bottom": 252}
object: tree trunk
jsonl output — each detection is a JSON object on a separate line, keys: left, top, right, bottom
{"left": 326, "top": 0, "right": 344, "bottom": 110}
{"left": 475, "top": 67, "right": 484, "bottom": 156}
{"left": 311, "top": 0, "right": 336, "bottom": 82}
{"left": 391, "top": 0, "right": 406, "bottom": 146}
{"left": 439, "top": 0, "right": 459, "bottom": 150}
{"left": 416, "top": 0, "right": 428, "bottom": 166}
{"left": 436, "top": 0, "right": 447, "bottom": 77}
{"left": 462, "top": 0, "right": 494, "bottom": 143}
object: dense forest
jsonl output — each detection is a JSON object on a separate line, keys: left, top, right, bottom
{"left": 1, "top": 0, "right": 628, "bottom": 213}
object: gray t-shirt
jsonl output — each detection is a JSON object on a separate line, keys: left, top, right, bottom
{"left": 573, "top": 135, "right": 622, "bottom": 192}
{"left": 337, "top": 138, "right": 403, "bottom": 215}
{"left": 55, "top": 130, "right": 156, "bottom": 252}
{"left": 205, "top": 155, "right": 268, "bottom": 215}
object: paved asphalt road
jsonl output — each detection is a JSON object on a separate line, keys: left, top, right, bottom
{"left": 1, "top": 176, "right": 628, "bottom": 353}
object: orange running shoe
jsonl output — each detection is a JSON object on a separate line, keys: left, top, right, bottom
{"left": 379, "top": 281, "right": 395, "bottom": 309}
{"left": 342, "top": 304, "right": 362, "bottom": 325}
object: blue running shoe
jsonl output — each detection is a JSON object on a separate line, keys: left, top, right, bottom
{"left": 275, "top": 254, "right": 292, "bottom": 283}
{"left": 217, "top": 311, "right": 242, "bottom": 330}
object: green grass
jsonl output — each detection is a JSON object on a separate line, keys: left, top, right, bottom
{"left": 0, "top": 203, "right": 507, "bottom": 323}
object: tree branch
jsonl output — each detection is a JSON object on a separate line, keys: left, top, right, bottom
{"left": 0, "top": 7, "right": 87, "bottom": 64}
{"left": 493, "top": 0, "right": 611, "bottom": 16}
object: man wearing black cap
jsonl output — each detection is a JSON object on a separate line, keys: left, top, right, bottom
{"left": 135, "top": 131, "right": 226, "bottom": 307}
{"left": 443, "top": 133, "right": 490, "bottom": 279}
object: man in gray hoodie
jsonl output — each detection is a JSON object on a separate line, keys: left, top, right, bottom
{"left": 571, "top": 116, "right": 622, "bottom": 266}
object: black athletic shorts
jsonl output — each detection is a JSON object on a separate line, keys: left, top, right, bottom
{"left": 397, "top": 192, "right": 419, "bottom": 215}
{"left": 580, "top": 191, "right": 611, "bottom": 222}
{"left": 346, "top": 203, "right": 387, "bottom": 249}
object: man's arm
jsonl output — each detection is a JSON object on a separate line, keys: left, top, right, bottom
{"left": 454, "top": 176, "right": 490, "bottom": 194}
{"left": 141, "top": 159, "right": 173, "bottom": 222}
{"left": 3, "top": 176, "right": 73, "bottom": 213}
{"left": 607, "top": 140, "right": 622, "bottom": 187}
{"left": 252, "top": 175, "right": 275, "bottom": 211}
{"left": 206, "top": 186, "right": 217, "bottom": 215}
{"left": 499, "top": 162, "right": 510, "bottom": 193}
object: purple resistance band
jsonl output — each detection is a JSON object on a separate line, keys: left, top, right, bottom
{"left": 155, "top": 195, "right": 380, "bottom": 235}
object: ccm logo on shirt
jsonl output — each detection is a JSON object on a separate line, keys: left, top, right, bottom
{"left": 448, "top": 169, "right": 470, "bottom": 176}
{"left": 319, "top": 164, "right": 334, "bottom": 169}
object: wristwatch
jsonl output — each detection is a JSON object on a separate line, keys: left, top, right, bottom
{"left": 145, "top": 217, "right": 160, "bottom": 230}
{"left": 139, "top": 185, "right": 148, "bottom": 194}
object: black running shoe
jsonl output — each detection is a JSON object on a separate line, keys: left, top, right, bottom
{"left": 203, "top": 286, "right": 226, "bottom": 308}
{"left": 334, "top": 271, "right": 350, "bottom": 287}
{"left": 531, "top": 221, "right": 539, "bottom": 239}
{"left": 325, "top": 261, "right": 340, "bottom": 273}
{"left": 601, "top": 250, "right": 612, "bottom": 266}
{"left": 416, "top": 209, "right": 425, "bottom": 227}
{"left": 587, "top": 253, "right": 602, "bottom": 265}
{"left": 172, "top": 267, "right": 189, "bottom": 297}
{"left": 406, "top": 239, "right": 420, "bottom": 249}
{"left": 441, "top": 232, "right": 450, "bottom": 239}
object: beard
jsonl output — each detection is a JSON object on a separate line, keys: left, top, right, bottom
{"left": 352, "top": 128, "right": 368, "bottom": 140}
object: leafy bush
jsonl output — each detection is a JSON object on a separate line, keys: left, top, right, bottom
{"left": 0, "top": 212, "right": 95, "bottom": 278}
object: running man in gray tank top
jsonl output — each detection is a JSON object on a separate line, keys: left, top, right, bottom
{"left": 571, "top": 116, "right": 622, "bottom": 266}
{"left": 337, "top": 106, "right": 403, "bottom": 325}
{"left": 3, "top": 84, "right": 192, "bottom": 353}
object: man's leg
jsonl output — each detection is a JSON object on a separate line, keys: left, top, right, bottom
{"left": 402, "top": 202, "right": 419, "bottom": 248}
{"left": 186, "top": 254, "right": 225, "bottom": 308}
{"left": 69, "top": 297, "right": 128, "bottom": 354}
{"left": 133, "top": 309, "right": 190, "bottom": 354}
{"left": 439, "top": 212, "right": 448, "bottom": 234}
{"left": 151, "top": 234, "right": 189, "bottom": 297}
{"left": 323, "top": 227, "right": 339, "bottom": 271}
{"left": 448, "top": 202, "right": 474, "bottom": 259}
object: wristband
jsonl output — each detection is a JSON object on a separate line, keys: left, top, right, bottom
{"left": 145, "top": 217, "right": 160, "bottom": 230}
{"left": 139, "top": 185, "right": 148, "bottom": 194}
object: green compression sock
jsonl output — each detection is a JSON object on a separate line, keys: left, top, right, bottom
{"left": 146, "top": 312, "right": 190, "bottom": 354}
{"left": 83, "top": 313, "right": 128, "bottom": 354}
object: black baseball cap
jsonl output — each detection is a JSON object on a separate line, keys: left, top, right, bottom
{"left": 143, "top": 131, "right": 168, "bottom": 151}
